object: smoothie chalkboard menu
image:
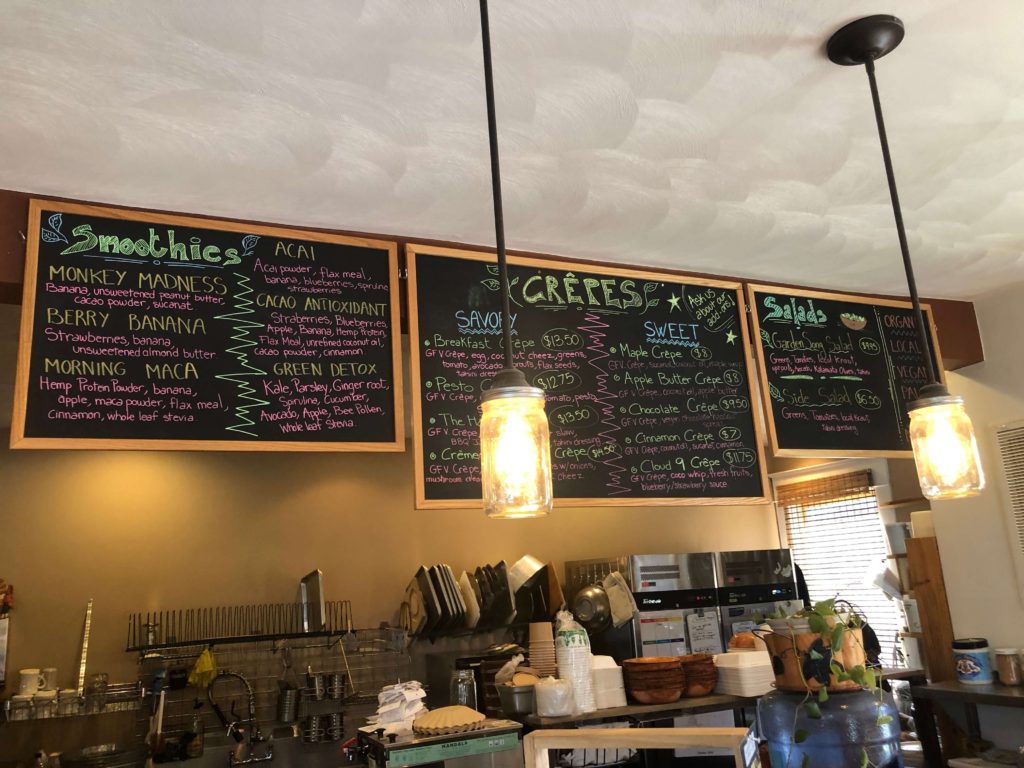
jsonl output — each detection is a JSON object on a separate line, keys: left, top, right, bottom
{"left": 748, "top": 284, "right": 943, "bottom": 457}
{"left": 12, "top": 200, "right": 403, "bottom": 450}
{"left": 409, "top": 245, "right": 769, "bottom": 508}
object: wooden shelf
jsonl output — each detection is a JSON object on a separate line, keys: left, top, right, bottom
{"left": 900, "top": 631, "right": 924, "bottom": 639}
{"left": 879, "top": 496, "right": 930, "bottom": 510}
{"left": 887, "top": 553, "right": 908, "bottom": 560}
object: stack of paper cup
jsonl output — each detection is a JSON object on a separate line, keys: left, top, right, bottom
{"left": 556, "top": 624, "right": 595, "bottom": 713}
{"left": 591, "top": 656, "right": 627, "bottom": 709}
{"left": 529, "top": 622, "right": 557, "bottom": 677}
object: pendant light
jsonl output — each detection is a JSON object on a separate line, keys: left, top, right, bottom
{"left": 476, "top": 0, "right": 553, "bottom": 518}
{"left": 828, "top": 16, "right": 984, "bottom": 500}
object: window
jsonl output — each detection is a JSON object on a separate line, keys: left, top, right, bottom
{"left": 776, "top": 470, "right": 905, "bottom": 666}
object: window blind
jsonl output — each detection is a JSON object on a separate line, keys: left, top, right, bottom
{"left": 777, "top": 470, "right": 905, "bottom": 666}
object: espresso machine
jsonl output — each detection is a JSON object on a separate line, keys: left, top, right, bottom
{"left": 715, "top": 549, "right": 802, "bottom": 645}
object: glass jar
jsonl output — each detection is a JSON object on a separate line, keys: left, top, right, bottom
{"left": 758, "top": 688, "right": 901, "bottom": 767}
{"left": 908, "top": 394, "right": 984, "bottom": 499}
{"left": 449, "top": 669, "right": 478, "bottom": 710}
{"left": 995, "top": 648, "right": 1022, "bottom": 685}
{"left": 480, "top": 385, "right": 552, "bottom": 518}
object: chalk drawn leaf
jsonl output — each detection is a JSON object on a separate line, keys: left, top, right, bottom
{"left": 481, "top": 279, "right": 500, "bottom": 291}
{"left": 48, "top": 213, "right": 64, "bottom": 233}
{"left": 647, "top": 299, "right": 660, "bottom": 308}
{"left": 41, "top": 229, "right": 62, "bottom": 243}
{"left": 485, "top": 265, "right": 499, "bottom": 275}
{"left": 509, "top": 276, "right": 519, "bottom": 287}
{"left": 241, "top": 234, "right": 260, "bottom": 251}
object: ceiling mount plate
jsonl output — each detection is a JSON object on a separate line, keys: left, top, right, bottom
{"left": 827, "top": 15, "right": 904, "bottom": 66}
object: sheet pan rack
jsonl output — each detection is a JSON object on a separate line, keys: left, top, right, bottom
{"left": 125, "top": 600, "right": 353, "bottom": 652}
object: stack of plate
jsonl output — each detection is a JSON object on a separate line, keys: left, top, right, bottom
{"left": 591, "top": 656, "right": 627, "bottom": 709}
{"left": 714, "top": 651, "right": 775, "bottom": 696}
{"left": 528, "top": 621, "right": 557, "bottom": 677}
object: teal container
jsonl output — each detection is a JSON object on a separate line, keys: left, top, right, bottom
{"left": 757, "top": 689, "right": 903, "bottom": 767}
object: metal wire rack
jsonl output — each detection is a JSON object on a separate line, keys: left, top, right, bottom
{"left": 125, "top": 600, "right": 353, "bottom": 652}
{"left": 134, "top": 628, "right": 410, "bottom": 747}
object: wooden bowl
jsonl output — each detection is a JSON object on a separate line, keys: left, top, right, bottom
{"left": 623, "top": 657, "right": 681, "bottom": 672}
{"left": 630, "top": 687, "right": 683, "bottom": 704}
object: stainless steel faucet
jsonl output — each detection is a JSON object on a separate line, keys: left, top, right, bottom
{"left": 207, "top": 670, "right": 273, "bottom": 766}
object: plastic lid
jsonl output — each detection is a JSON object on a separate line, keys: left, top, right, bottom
{"left": 952, "top": 637, "right": 989, "bottom": 649}
{"left": 993, "top": 648, "right": 1020, "bottom": 654}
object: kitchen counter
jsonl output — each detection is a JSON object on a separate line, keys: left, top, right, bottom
{"left": 522, "top": 693, "right": 759, "bottom": 727}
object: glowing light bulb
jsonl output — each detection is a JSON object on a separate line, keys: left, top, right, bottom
{"left": 480, "top": 385, "right": 552, "bottom": 518}
{"left": 909, "top": 394, "right": 984, "bottom": 500}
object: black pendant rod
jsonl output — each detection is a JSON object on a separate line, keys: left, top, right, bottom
{"left": 479, "top": 0, "right": 515, "bottom": 371}
{"left": 863, "top": 57, "right": 940, "bottom": 387}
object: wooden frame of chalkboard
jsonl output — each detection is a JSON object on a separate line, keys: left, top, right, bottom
{"left": 12, "top": 200, "right": 404, "bottom": 451}
{"left": 747, "top": 283, "right": 944, "bottom": 459}
{"left": 408, "top": 243, "right": 771, "bottom": 508}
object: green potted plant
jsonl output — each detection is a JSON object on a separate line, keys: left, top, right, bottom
{"left": 756, "top": 599, "right": 899, "bottom": 767}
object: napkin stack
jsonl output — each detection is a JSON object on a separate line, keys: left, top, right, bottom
{"left": 365, "top": 681, "right": 427, "bottom": 735}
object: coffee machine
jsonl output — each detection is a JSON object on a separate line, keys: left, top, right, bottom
{"left": 715, "top": 549, "right": 802, "bottom": 645}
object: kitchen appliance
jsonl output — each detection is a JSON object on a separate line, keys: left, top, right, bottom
{"left": 715, "top": 549, "right": 801, "bottom": 646}
{"left": 630, "top": 553, "right": 723, "bottom": 657}
{"left": 354, "top": 719, "right": 522, "bottom": 768}
{"left": 630, "top": 553, "right": 734, "bottom": 762}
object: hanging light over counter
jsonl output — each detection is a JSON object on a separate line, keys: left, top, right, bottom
{"left": 476, "top": 0, "right": 553, "bottom": 518}
{"left": 827, "top": 15, "right": 984, "bottom": 500}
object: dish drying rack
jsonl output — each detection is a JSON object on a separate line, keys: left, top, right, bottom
{"left": 125, "top": 600, "right": 355, "bottom": 652}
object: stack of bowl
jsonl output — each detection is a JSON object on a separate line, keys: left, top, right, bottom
{"left": 622, "top": 657, "right": 684, "bottom": 704}
{"left": 680, "top": 653, "right": 717, "bottom": 697}
{"left": 528, "top": 622, "right": 557, "bottom": 677}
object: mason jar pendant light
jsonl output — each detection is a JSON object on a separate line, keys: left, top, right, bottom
{"left": 828, "top": 16, "right": 984, "bottom": 500}
{"left": 477, "top": 0, "right": 553, "bottom": 518}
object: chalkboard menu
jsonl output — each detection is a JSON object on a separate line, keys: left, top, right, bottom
{"left": 409, "top": 245, "right": 769, "bottom": 507}
{"left": 12, "top": 201, "right": 403, "bottom": 450}
{"left": 748, "top": 284, "right": 943, "bottom": 457}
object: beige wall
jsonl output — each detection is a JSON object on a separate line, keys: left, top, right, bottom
{"left": 933, "top": 282, "right": 1024, "bottom": 641}
{"left": 931, "top": 282, "right": 1024, "bottom": 746}
{"left": 0, "top": 304, "right": 779, "bottom": 688}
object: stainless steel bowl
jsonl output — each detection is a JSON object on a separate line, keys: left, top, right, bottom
{"left": 572, "top": 583, "right": 611, "bottom": 633}
{"left": 497, "top": 684, "right": 535, "bottom": 715}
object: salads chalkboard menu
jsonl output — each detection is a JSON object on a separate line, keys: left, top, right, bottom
{"left": 408, "top": 245, "right": 769, "bottom": 508}
{"left": 12, "top": 200, "right": 403, "bottom": 450}
{"left": 748, "top": 284, "right": 943, "bottom": 457}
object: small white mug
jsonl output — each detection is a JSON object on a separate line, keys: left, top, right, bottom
{"left": 41, "top": 667, "right": 58, "bottom": 691}
{"left": 19, "top": 668, "right": 45, "bottom": 695}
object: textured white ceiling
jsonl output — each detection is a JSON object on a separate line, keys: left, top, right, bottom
{"left": 0, "top": 1, "right": 1022, "bottom": 299}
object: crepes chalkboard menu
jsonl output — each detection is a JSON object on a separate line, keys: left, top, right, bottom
{"left": 748, "top": 284, "right": 943, "bottom": 457}
{"left": 12, "top": 201, "right": 403, "bottom": 450}
{"left": 409, "top": 245, "right": 769, "bottom": 507}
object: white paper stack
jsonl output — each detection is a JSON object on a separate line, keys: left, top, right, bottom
{"left": 714, "top": 651, "right": 775, "bottom": 697}
{"left": 364, "top": 681, "right": 427, "bottom": 735}
{"left": 591, "top": 656, "right": 627, "bottom": 709}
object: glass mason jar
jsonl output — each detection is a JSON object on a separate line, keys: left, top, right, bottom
{"left": 449, "top": 669, "right": 478, "bottom": 710}
{"left": 908, "top": 394, "right": 984, "bottom": 499}
{"left": 480, "top": 386, "right": 552, "bottom": 518}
